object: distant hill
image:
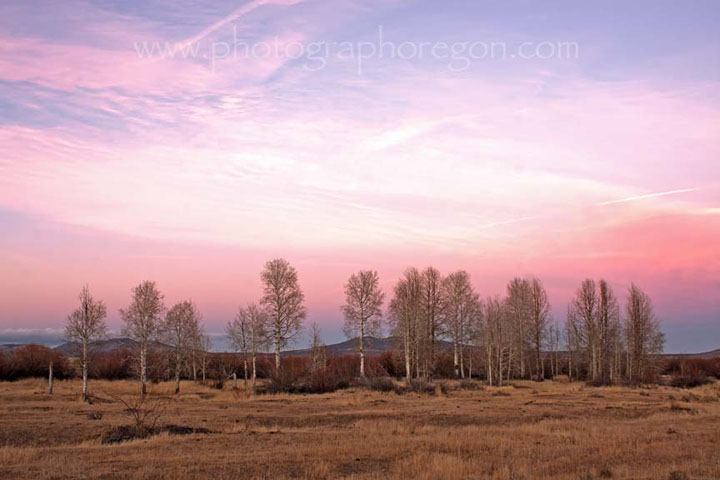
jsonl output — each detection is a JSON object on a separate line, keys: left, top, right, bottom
{"left": 666, "top": 349, "right": 720, "bottom": 359}
{"left": 283, "top": 336, "right": 397, "bottom": 357}
{"left": 0, "top": 336, "right": 715, "bottom": 359}
{"left": 0, "top": 344, "right": 24, "bottom": 354}
{"left": 282, "top": 336, "right": 454, "bottom": 357}
{"left": 52, "top": 335, "right": 448, "bottom": 357}
{"left": 54, "top": 338, "right": 169, "bottom": 357}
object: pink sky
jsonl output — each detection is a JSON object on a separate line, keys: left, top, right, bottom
{"left": 0, "top": 0, "right": 719, "bottom": 352}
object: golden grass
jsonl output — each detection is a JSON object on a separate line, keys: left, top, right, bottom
{"left": 1, "top": 378, "right": 719, "bottom": 479}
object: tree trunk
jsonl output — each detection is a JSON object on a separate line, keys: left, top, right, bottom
{"left": 252, "top": 353, "right": 257, "bottom": 390}
{"left": 48, "top": 361, "right": 54, "bottom": 395}
{"left": 453, "top": 338, "right": 459, "bottom": 378}
{"left": 487, "top": 348, "right": 492, "bottom": 385}
{"left": 81, "top": 340, "right": 89, "bottom": 401}
{"left": 275, "top": 341, "right": 281, "bottom": 374}
{"left": 140, "top": 345, "right": 147, "bottom": 399}
{"left": 430, "top": 323, "right": 436, "bottom": 379}
{"left": 498, "top": 349, "right": 504, "bottom": 387}
{"left": 404, "top": 324, "right": 411, "bottom": 381}
{"left": 468, "top": 349, "right": 473, "bottom": 379}
{"left": 359, "top": 320, "right": 365, "bottom": 377}
{"left": 243, "top": 358, "right": 248, "bottom": 386}
{"left": 174, "top": 349, "right": 181, "bottom": 394}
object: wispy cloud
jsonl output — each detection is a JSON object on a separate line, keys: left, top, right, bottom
{"left": 594, "top": 188, "right": 700, "bottom": 206}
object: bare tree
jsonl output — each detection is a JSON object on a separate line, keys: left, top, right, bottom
{"left": 120, "top": 281, "right": 165, "bottom": 398}
{"left": 568, "top": 279, "right": 622, "bottom": 384}
{"left": 260, "top": 258, "right": 306, "bottom": 373}
{"left": 597, "top": 280, "right": 620, "bottom": 384}
{"left": 506, "top": 278, "right": 532, "bottom": 379}
{"left": 565, "top": 305, "right": 583, "bottom": 381}
{"left": 464, "top": 296, "right": 484, "bottom": 379}
{"left": 483, "top": 296, "right": 509, "bottom": 386}
{"left": 65, "top": 285, "right": 108, "bottom": 401}
{"left": 309, "top": 322, "right": 327, "bottom": 372}
{"left": 198, "top": 332, "right": 211, "bottom": 382}
{"left": 342, "top": 270, "right": 384, "bottom": 377}
{"left": 569, "top": 279, "right": 598, "bottom": 380}
{"left": 388, "top": 268, "right": 423, "bottom": 380}
{"left": 420, "top": 267, "right": 443, "bottom": 378}
{"left": 442, "top": 271, "right": 478, "bottom": 378}
{"left": 164, "top": 300, "right": 201, "bottom": 394}
{"left": 528, "top": 278, "right": 550, "bottom": 380}
{"left": 625, "top": 284, "right": 664, "bottom": 383}
{"left": 227, "top": 303, "right": 268, "bottom": 387}
{"left": 227, "top": 307, "right": 248, "bottom": 385}
{"left": 547, "top": 318, "right": 563, "bottom": 378}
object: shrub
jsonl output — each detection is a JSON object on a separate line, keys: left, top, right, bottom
{"left": 374, "top": 351, "right": 402, "bottom": 378}
{"left": 586, "top": 377, "right": 613, "bottom": 387}
{"left": 458, "top": 380, "right": 484, "bottom": 391}
{"left": 356, "top": 376, "right": 398, "bottom": 393}
{"left": 664, "top": 357, "right": 720, "bottom": 381}
{"left": 90, "top": 349, "right": 133, "bottom": 379}
{"left": 107, "top": 394, "right": 169, "bottom": 440}
{"left": 670, "top": 373, "right": 711, "bottom": 389}
{"left": 406, "top": 379, "right": 439, "bottom": 395}
{"left": 262, "top": 355, "right": 356, "bottom": 394}
{"left": 433, "top": 353, "right": 456, "bottom": 378}
{"left": 1, "top": 345, "right": 71, "bottom": 381}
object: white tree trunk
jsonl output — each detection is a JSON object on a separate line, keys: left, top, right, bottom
{"left": 359, "top": 322, "right": 365, "bottom": 377}
{"left": 140, "top": 345, "right": 147, "bottom": 399}
{"left": 275, "top": 341, "right": 281, "bottom": 374}
{"left": 48, "top": 361, "right": 54, "bottom": 395}
{"left": 453, "top": 337, "right": 459, "bottom": 377}
{"left": 252, "top": 353, "right": 257, "bottom": 390}
{"left": 81, "top": 340, "right": 88, "bottom": 401}
{"left": 174, "top": 349, "right": 181, "bottom": 394}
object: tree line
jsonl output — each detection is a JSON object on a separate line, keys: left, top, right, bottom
{"left": 383, "top": 268, "right": 664, "bottom": 386}
{"left": 58, "top": 257, "right": 664, "bottom": 400}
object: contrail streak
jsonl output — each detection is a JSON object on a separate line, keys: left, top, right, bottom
{"left": 181, "top": 0, "right": 302, "bottom": 47}
{"left": 594, "top": 188, "right": 698, "bottom": 206}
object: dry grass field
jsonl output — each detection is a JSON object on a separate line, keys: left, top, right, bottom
{"left": 1, "top": 378, "right": 719, "bottom": 480}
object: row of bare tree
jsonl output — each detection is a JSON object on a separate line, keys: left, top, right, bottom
{"left": 65, "top": 283, "right": 210, "bottom": 400}
{"left": 65, "top": 258, "right": 306, "bottom": 400}
{"left": 344, "top": 267, "right": 664, "bottom": 385}
{"left": 63, "top": 257, "right": 665, "bottom": 400}
{"left": 566, "top": 280, "right": 665, "bottom": 384}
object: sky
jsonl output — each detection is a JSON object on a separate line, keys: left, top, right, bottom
{"left": 0, "top": 0, "right": 719, "bottom": 353}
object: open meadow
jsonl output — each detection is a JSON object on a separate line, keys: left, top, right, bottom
{"left": 1, "top": 379, "right": 719, "bottom": 480}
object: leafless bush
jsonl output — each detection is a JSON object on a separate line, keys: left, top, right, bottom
{"left": 107, "top": 393, "right": 169, "bottom": 440}
{"left": 458, "top": 379, "right": 485, "bottom": 391}
{"left": 406, "top": 379, "right": 445, "bottom": 395}
{"left": 356, "top": 376, "right": 397, "bottom": 393}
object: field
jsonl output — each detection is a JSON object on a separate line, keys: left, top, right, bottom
{"left": 1, "top": 379, "right": 719, "bottom": 480}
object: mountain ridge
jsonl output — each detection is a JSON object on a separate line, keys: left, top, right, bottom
{"left": 0, "top": 338, "right": 718, "bottom": 359}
